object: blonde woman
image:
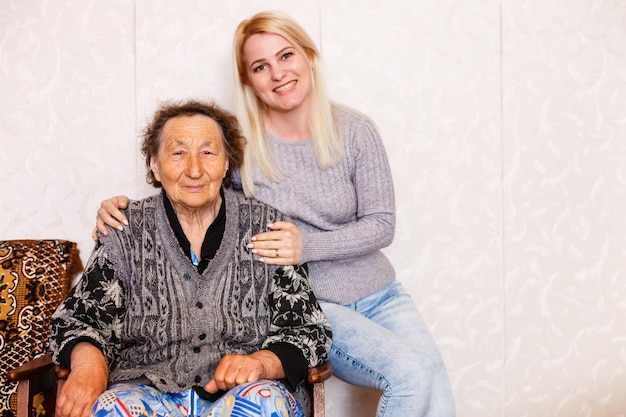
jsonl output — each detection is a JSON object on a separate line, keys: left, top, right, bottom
{"left": 94, "top": 11, "right": 454, "bottom": 417}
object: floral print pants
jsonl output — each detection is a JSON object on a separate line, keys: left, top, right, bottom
{"left": 91, "top": 380, "right": 303, "bottom": 417}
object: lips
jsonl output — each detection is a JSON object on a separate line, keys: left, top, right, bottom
{"left": 274, "top": 80, "right": 296, "bottom": 93}
{"left": 184, "top": 185, "right": 206, "bottom": 192}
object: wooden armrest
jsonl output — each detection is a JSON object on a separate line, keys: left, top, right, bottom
{"left": 6, "top": 353, "right": 55, "bottom": 382}
{"left": 6, "top": 353, "right": 70, "bottom": 383}
{"left": 307, "top": 361, "right": 333, "bottom": 384}
{"left": 55, "top": 364, "right": 70, "bottom": 380}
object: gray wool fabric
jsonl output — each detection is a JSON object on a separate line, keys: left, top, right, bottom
{"left": 237, "top": 105, "right": 397, "bottom": 305}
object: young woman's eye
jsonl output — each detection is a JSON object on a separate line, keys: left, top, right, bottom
{"left": 253, "top": 64, "right": 267, "bottom": 73}
{"left": 281, "top": 52, "right": 293, "bottom": 60}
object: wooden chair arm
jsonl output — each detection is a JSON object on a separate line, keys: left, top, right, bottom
{"left": 6, "top": 353, "right": 55, "bottom": 382}
{"left": 307, "top": 361, "right": 333, "bottom": 384}
{"left": 9, "top": 356, "right": 331, "bottom": 384}
{"left": 6, "top": 353, "right": 70, "bottom": 383}
{"left": 55, "top": 364, "right": 70, "bottom": 380}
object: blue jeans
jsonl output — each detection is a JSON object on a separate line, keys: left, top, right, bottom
{"left": 320, "top": 280, "right": 455, "bottom": 417}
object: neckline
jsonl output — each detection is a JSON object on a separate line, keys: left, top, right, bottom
{"left": 266, "top": 131, "right": 311, "bottom": 144}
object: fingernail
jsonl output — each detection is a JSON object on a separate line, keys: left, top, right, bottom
{"left": 123, "top": 219, "right": 129, "bottom": 226}
{"left": 246, "top": 243, "right": 254, "bottom": 249}
{"left": 117, "top": 226, "right": 123, "bottom": 231}
{"left": 251, "top": 236, "right": 256, "bottom": 241}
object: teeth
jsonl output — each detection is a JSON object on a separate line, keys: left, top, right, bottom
{"left": 275, "top": 81, "right": 296, "bottom": 93}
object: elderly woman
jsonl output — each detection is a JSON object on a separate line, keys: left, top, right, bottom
{"left": 49, "top": 100, "right": 331, "bottom": 417}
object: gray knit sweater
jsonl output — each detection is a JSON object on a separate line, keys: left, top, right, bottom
{"left": 49, "top": 189, "right": 331, "bottom": 402}
{"left": 234, "top": 106, "right": 396, "bottom": 304}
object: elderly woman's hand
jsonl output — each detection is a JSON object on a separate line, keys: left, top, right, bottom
{"left": 248, "top": 221, "right": 302, "bottom": 265}
{"left": 56, "top": 343, "right": 108, "bottom": 417}
{"left": 91, "top": 195, "right": 131, "bottom": 240}
{"left": 204, "top": 350, "right": 284, "bottom": 393}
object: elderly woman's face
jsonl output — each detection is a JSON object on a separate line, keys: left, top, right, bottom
{"left": 150, "top": 114, "right": 228, "bottom": 210}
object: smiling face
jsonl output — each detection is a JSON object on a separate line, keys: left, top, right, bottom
{"left": 150, "top": 114, "right": 229, "bottom": 212}
{"left": 243, "top": 32, "right": 313, "bottom": 114}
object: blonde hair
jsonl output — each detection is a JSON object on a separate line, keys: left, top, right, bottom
{"left": 233, "top": 10, "right": 342, "bottom": 197}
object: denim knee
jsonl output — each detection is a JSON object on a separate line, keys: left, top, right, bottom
{"left": 382, "top": 347, "right": 435, "bottom": 398}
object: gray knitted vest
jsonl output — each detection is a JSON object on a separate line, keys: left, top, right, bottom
{"left": 104, "top": 189, "right": 281, "bottom": 392}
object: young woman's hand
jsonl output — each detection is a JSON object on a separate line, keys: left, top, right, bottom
{"left": 248, "top": 221, "right": 302, "bottom": 265}
{"left": 92, "top": 195, "right": 131, "bottom": 240}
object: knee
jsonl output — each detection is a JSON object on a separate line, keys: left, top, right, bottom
{"left": 218, "top": 380, "right": 301, "bottom": 416}
{"left": 91, "top": 385, "right": 158, "bottom": 416}
{"left": 383, "top": 348, "right": 435, "bottom": 395}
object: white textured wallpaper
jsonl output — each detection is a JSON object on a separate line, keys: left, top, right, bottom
{"left": 1, "top": 1, "right": 625, "bottom": 416}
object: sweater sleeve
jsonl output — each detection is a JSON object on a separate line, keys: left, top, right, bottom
{"left": 299, "top": 113, "right": 396, "bottom": 264}
{"left": 49, "top": 241, "right": 126, "bottom": 370}
{"left": 263, "top": 264, "right": 332, "bottom": 387}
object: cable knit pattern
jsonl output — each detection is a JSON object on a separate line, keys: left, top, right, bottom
{"left": 234, "top": 105, "right": 396, "bottom": 304}
{"left": 49, "top": 189, "right": 331, "bottom": 403}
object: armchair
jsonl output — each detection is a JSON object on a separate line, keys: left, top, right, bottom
{"left": 0, "top": 239, "right": 82, "bottom": 417}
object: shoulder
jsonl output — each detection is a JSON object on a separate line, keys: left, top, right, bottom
{"left": 224, "top": 188, "right": 285, "bottom": 223}
{"left": 332, "top": 104, "right": 385, "bottom": 152}
{"left": 100, "top": 194, "right": 162, "bottom": 243}
{"left": 127, "top": 194, "right": 161, "bottom": 212}
{"left": 332, "top": 104, "right": 379, "bottom": 131}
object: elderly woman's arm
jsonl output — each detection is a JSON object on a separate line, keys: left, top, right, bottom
{"left": 55, "top": 343, "right": 108, "bottom": 417}
{"left": 263, "top": 264, "right": 332, "bottom": 386}
{"left": 50, "top": 243, "right": 125, "bottom": 366}
{"left": 204, "top": 264, "right": 331, "bottom": 394}
{"left": 49, "top": 243, "right": 126, "bottom": 417}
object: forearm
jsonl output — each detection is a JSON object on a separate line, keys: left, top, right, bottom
{"left": 266, "top": 265, "right": 332, "bottom": 368}
{"left": 70, "top": 342, "right": 109, "bottom": 375}
{"left": 300, "top": 210, "right": 394, "bottom": 263}
{"left": 55, "top": 343, "right": 108, "bottom": 417}
{"left": 264, "top": 342, "right": 307, "bottom": 389}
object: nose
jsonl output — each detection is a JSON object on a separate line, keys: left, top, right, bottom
{"left": 185, "top": 155, "right": 202, "bottom": 178}
{"left": 271, "top": 66, "right": 285, "bottom": 81}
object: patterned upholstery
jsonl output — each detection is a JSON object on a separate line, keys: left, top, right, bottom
{"left": 0, "top": 240, "right": 82, "bottom": 417}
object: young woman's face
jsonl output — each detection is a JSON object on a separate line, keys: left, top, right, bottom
{"left": 243, "top": 32, "right": 313, "bottom": 114}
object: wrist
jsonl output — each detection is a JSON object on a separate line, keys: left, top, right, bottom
{"left": 250, "top": 350, "right": 284, "bottom": 380}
